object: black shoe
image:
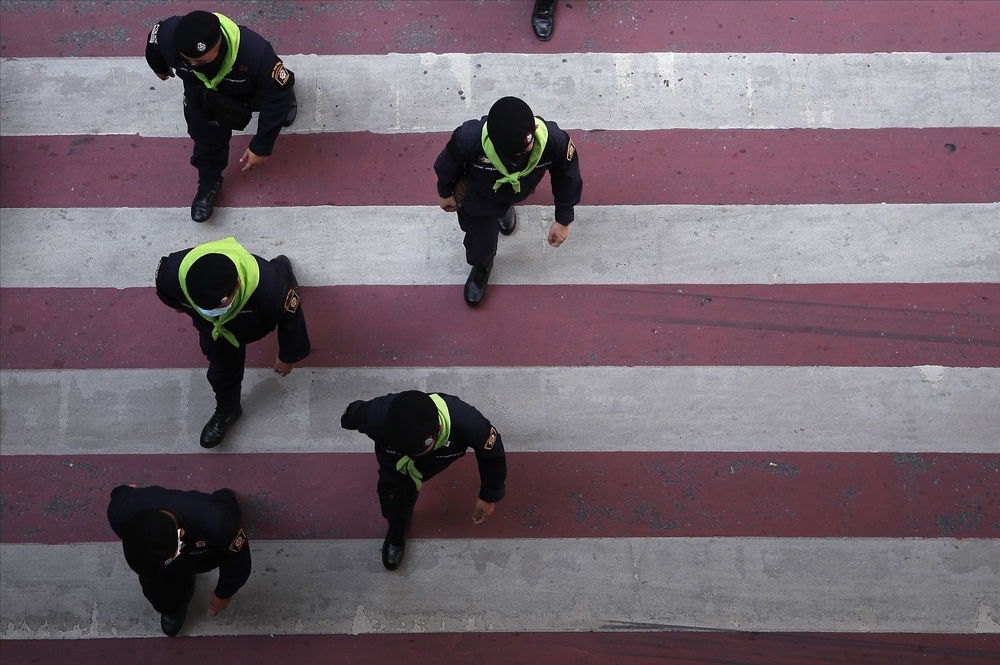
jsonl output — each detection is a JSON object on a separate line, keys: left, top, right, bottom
{"left": 160, "top": 605, "right": 187, "bottom": 636}
{"left": 200, "top": 407, "right": 243, "bottom": 449}
{"left": 282, "top": 89, "right": 297, "bottom": 128}
{"left": 499, "top": 206, "right": 517, "bottom": 236}
{"left": 191, "top": 181, "right": 222, "bottom": 223}
{"left": 532, "top": 0, "right": 556, "bottom": 41}
{"left": 463, "top": 261, "right": 493, "bottom": 308}
{"left": 381, "top": 527, "right": 408, "bottom": 571}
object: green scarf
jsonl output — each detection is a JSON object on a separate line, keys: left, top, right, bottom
{"left": 481, "top": 118, "right": 549, "bottom": 193}
{"left": 178, "top": 237, "right": 260, "bottom": 348}
{"left": 395, "top": 394, "right": 451, "bottom": 490}
{"left": 190, "top": 13, "right": 241, "bottom": 90}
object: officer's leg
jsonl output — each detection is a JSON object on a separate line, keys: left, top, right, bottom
{"left": 183, "top": 95, "right": 231, "bottom": 222}
{"left": 377, "top": 468, "right": 418, "bottom": 570}
{"left": 198, "top": 332, "right": 246, "bottom": 448}
{"left": 139, "top": 571, "right": 195, "bottom": 635}
{"left": 458, "top": 210, "right": 500, "bottom": 307}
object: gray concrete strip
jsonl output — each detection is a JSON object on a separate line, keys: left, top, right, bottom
{"left": 2, "top": 538, "right": 997, "bottom": 638}
{"left": 2, "top": 52, "right": 998, "bottom": 137}
{"left": 2, "top": 366, "right": 997, "bottom": 456}
{"left": 2, "top": 204, "right": 997, "bottom": 289}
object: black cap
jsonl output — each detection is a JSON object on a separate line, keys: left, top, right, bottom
{"left": 175, "top": 10, "right": 222, "bottom": 58}
{"left": 384, "top": 391, "right": 439, "bottom": 455}
{"left": 122, "top": 510, "right": 177, "bottom": 575}
{"left": 186, "top": 253, "right": 238, "bottom": 309}
{"left": 487, "top": 96, "right": 536, "bottom": 157}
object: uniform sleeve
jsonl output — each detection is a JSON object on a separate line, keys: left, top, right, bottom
{"left": 154, "top": 254, "right": 187, "bottom": 310}
{"left": 275, "top": 301, "right": 310, "bottom": 364}
{"left": 340, "top": 394, "right": 394, "bottom": 440}
{"left": 545, "top": 122, "right": 583, "bottom": 225}
{"left": 448, "top": 397, "right": 507, "bottom": 503}
{"left": 434, "top": 127, "right": 467, "bottom": 198}
{"left": 246, "top": 32, "right": 294, "bottom": 157}
{"left": 106, "top": 485, "right": 136, "bottom": 538}
{"left": 209, "top": 489, "right": 252, "bottom": 599}
{"left": 144, "top": 23, "right": 171, "bottom": 75}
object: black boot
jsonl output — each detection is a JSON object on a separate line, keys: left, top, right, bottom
{"left": 463, "top": 260, "right": 493, "bottom": 307}
{"left": 191, "top": 180, "right": 222, "bottom": 223}
{"left": 160, "top": 605, "right": 187, "bottom": 636}
{"left": 532, "top": 0, "right": 557, "bottom": 42}
{"left": 499, "top": 206, "right": 517, "bottom": 236}
{"left": 200, "top": 407, "right": 243, "bottom": 449}
{"left": 381, "top": 527, "right": 408, "bottom": 571}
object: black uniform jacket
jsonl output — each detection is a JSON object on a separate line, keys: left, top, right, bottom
{"left": 434, "top": 116, "right": 583, "bottom": 224}
{"left": 145, "top": 15, "right": 294, "bottom": 156}
{"left": 107, "top": 485, "right": 251, "bottom": 599}
{"left": 155, "top": 249, "right": 311, "bottom": 364}
{"left": 341, "top": 393, "right": 507, "bottom": 503}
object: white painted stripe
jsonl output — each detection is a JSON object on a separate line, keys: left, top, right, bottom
{"left": 2, "top": 52, "right": 998, "bottom": 136}
{"left": 2, "top": 204, "right": 997, "bottom": 288}
{"left": 2, "top": 538, "right": 997, "bottom": 638}
{"left": 2, "top": 366, "right": 997, "bottom": 456}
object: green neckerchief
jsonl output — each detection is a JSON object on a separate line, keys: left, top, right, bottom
{"left": 178, "top": 237, "right": 260, "bottom": 348}
{"left": 395, "top": 394, "right": 451, "bottom": 491}
{"left": 481, "top": 118, "right": 549, "bottom": 193}
{"left": 190, "top": 13, "right": 241, "bottom": 90}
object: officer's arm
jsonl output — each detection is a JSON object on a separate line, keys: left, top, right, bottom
{"left": 434, "top": 127, "right": 467, "bottom": 199}
{"left": 341, "top": 394, "right": 394, "bottom": 437}
{"left": 274, "top": 289, "right": 310, "bottom": 366}
{"left": 247, "top": 41, "right": 294, "bottom": 158}
{"left": 547, "top": 125, "right": 583, "bottom": 226}
{"left": 144, "top": 24, "right": 173, "bottom": 78}
{"left": 154, "top": 256, "right": 187, "bottom": 311}
{"left": 212, "top": 495, "right": 252, "bottom": 601}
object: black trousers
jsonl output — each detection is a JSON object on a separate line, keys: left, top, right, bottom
{"left": 199, "top": 332, "right": 246, "bottom": 415}
{"left": 183, "top": 95, "right": 232, "bottom": 187}
{"left": 376, "top": 452, "right": 468, "bottom": 534}
{"left": 457, "top": 208, "right": 504, "bottom": 268}
{"left": 139, "top": 569, "right": 196, "bottom": 616}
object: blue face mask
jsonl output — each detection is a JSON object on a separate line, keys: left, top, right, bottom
{"left": 196, "top": 301, "right": 234, "bottom": 318}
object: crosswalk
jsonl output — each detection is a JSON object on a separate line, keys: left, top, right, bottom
{"left": 2, "top": 1, "right": 998, "bottom": 662}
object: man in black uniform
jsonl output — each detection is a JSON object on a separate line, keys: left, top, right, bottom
{"left": 145, "top": 10, "right": 297, "bottom": 222}
{"left": 434, "top": 96, "right": 583, "bottom": 306}
{"left": 341, "top": 390, "right": 507, "bottom": 570}
{"left": 155, "top": 236, "right": 310, "bottom": 448}
{"left": 107, "top": 484, "right": 251, "bottom": 636}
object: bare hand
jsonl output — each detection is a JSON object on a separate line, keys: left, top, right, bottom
{"left": 207, "top": 592, "right": 232, "bottom": 616}
{"left": 472, "top": 499, "right": 495, "bottom": 524}
{"left": 240, "top": 149, "right": 268, "bottom": 172}
{"left": 439, "top": 196, "right": 458, "bottom": 212}
{"left": 273, "top": 358, "right": 293, "bottom": 377}
{"left": 155, "top": 68, "right": 175, "bottom": 81}
{"left": 547, "top": 222, "right": 569, "bottom": 247}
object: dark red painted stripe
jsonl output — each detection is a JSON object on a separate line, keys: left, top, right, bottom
{"left": 2, "top": 285, "right": 997, "bottom": 371}
{"left": 2, "top": 1, "right": 997, "bottom": 57}
{"left": 2, "top": 633, "right": 998, "bottom": 665}
{"left": 2, "top": 128, "right": 997, "bottom": 209}
{"left": 2, "top": 452, "right": 997, "bottom": 543}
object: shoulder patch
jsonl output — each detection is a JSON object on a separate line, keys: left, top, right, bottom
{"left": 566, "top": 138, "right": 576, "bottom": 162}
{"left": 229, "top": 528, "right": 247, "bottom": 553}
{"left": 149, "top": 23, "right": 160, "bottom": 45}
{"left": 272, "top": 61, "right": 291, "bottom": 86}
{"left": 284, "top": 287, "right": 300, "bottom": 314}
{"left": 484, "top": 426, "right": 498, "bottom": 451}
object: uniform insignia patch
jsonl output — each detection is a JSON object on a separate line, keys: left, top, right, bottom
{"left": 284, "top": 287, "right": 300, "bottom": 313}
{"left": 484, "top": 427, "right": 497, "bottom": 450}
{"left": 229, "top": 529, "right": 247, "bottom": 553}
{"left": 566, "top": 139, "right": 576, "bottom": 162}
{"left": 149, "top": 23, "right": 159, "bottom": 44}
{"left": 196, "top": 540, "right": 206, "bottom": 548}
{"left": 479, "top": 156, "right": 492, "bottom": 164}
{"left": 272, "top": 61, "right": 290, "bottom": 86}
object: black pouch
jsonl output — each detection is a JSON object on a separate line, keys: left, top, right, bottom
{"left": 202, "top": 89, "right": 252, "bottom": 131}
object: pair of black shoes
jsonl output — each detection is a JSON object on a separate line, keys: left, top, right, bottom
{"left": 200, "top": 407, "right": 242, "bottom": 449}
{"left": 532, "top": 0, "right": 557, "bottom": 42}
{"left": 382, "top": 527, "right": 408, "bottom": 571}
{"left": 463, "top": 207, "right": 516, "bottom": 307}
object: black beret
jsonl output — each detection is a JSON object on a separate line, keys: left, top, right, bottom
{"left": 122, "top": 510, "right": 177, "bottom": 575}
{"left": 385, "top": 391, "right": 439, "bottom": 455}
{"left": 487, "top": 96, "right": 536, "bottom": 157}
{"left": 175, "top": 10, "right": 222, "bottom": 58}
{"left": 186, "top": 253, "right": 238, "bottom": 309}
